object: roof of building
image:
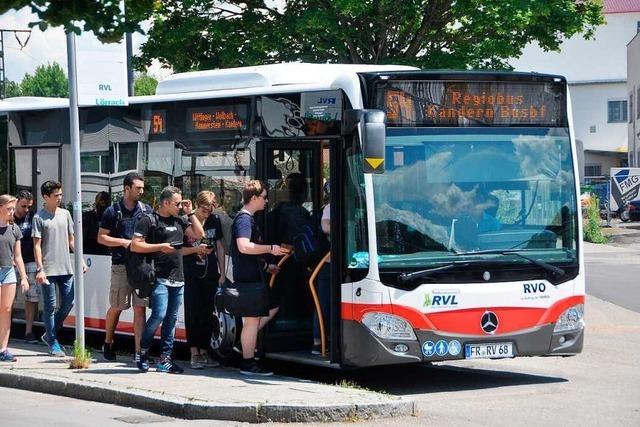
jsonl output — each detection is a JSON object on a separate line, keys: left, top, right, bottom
{"left": 604, "top": 0, "right": 640, "bottom": 14}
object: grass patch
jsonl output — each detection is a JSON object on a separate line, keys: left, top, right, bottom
{"left": 69, "top": 341, "right": 92, "bottom": 369}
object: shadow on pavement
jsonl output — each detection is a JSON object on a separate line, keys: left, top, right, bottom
{"left": 266, "top": 361, "right": 567, "bottom": 396}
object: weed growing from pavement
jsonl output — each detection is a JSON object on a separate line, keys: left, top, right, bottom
{"left": 69, "top": 341, "right": 92, "bottom": 369}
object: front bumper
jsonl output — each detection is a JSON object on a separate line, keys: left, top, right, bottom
{"left": 341, "top": 319, "right": 583, "bottom": 368}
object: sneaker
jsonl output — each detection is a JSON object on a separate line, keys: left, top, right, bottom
{"left": 134, "top": 352, "right": 155, "bottom": 365}
{"left": 0, "top": 350, "right": 17, "bottom": 362}
{"left": 49, "top": 341, "right": 66, "bottom": 357}
{"left": 136, "top": 350, "right": 149, "bottom": 373}
{"left": 190, "top": 354, "right": 205, "bottom": 370}
{"left": 24, "top": 332, "right": 39, "bottom": 344}
{"left": 102, "top": 342, "right": 117, "bottom": 362}
{"left": 240, "top": 359, "right": 273, "bottom": 376}
{"left": 202, "top": 354, "right": 220, "bottom": 368}
{"left": 156, "top": 357, "right": 184, "bottom": 374}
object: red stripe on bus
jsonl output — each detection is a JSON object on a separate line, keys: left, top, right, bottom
{"left": 341, "top": 294, "right": 585, "bottom": 335}
{"left": 64, "top": 316, "right": 187, "bottom": 341}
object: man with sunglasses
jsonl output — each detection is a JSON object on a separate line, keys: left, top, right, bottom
{"left": 131, "top": 186, "right": 204, "bottom": 373}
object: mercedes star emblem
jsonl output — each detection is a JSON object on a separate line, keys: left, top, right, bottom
{"left": 481, "top": 311, "right": 499, "bottom": 334}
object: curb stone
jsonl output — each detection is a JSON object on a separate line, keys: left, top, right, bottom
{"left": 0, "top": 369, "right": 415, "bottom": 423}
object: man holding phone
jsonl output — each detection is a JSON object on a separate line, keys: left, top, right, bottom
{"left": 131, "top": 186, "right": 204, "bottom": 373}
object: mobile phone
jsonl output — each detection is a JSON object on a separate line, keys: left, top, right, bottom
{"left": 206, "top": 243, "right": 215, "bottom": 249}
{"left": 170, "top": 241, "right": 184, "bottom": 249}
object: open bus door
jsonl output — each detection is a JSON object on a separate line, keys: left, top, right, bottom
{"left": 255, "top": 139, "right": 340, "bottom": 366}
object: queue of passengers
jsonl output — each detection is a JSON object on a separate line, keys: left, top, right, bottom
{"left": 0, "top": 172, "right": 330, "bottom": 376}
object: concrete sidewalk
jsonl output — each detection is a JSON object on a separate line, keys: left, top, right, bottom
{"left": 0, "top": 343, "right": 414, "bottom": 423}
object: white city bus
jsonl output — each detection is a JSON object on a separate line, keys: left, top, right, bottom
{"left": 1, "top": 63, "right": 584, "bottom": 367}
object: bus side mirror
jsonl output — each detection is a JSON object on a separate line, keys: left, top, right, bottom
{"left": 343, "top": 109, "right": 386, "bottom": 174}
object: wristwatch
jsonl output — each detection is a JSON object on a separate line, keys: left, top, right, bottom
{"left": 35, "top": 267, "right": 43, "bottom": 273}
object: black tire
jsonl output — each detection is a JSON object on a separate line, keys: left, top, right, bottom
{"left": 210, "top": 309, "right": 239, "bottom": 364}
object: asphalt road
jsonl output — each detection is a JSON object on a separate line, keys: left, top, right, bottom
{"left": 1, "top": 242, "right": 638, "bottom": 426}
{"left": 584, "top": 242, "right": 640, "bottom": 313}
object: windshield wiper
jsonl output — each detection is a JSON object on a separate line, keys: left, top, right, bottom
{"left": 453, "top": 249, "right": 565, "bottom": 278}
{"left": 398, "top": 262, "right": 469, "bottom": 283}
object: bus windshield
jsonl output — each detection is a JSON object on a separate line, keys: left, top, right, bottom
{"left": 372, "top": 127, "right": 578, "bottom": 269}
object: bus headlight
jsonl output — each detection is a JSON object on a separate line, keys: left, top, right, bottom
{"left": 362, "top": 312, "right": 417, "bottom": 340}
{"left": 553, "top": 304, "right": 584, "bottom": 333}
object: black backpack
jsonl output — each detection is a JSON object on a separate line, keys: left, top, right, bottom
{"left": 292, "top": 206, "right": 330, "bottom": 269}
{"left": 124, "top": 212, "right": 164, "bottom": 298}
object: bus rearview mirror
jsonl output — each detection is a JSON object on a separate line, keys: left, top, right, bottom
{"left": 343, "top": 109, "right": 386, "bottom": 174}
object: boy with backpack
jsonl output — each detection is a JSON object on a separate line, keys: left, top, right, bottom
{"left": 97, "top": 172, "right": 152, "bottom": 361}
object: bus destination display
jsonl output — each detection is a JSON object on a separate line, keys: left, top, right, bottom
{"left": 186, "top": 104, "right": 248, "bottom": 133}
{"left": 150, "top": 110, "right": 166, "bottom": 135}
{"left": 378, "top": 80, "right": 566, "bottom": 127}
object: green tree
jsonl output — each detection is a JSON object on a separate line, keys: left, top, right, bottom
{"left": 20, "top": 62, "right": 68, "bottom": 97}
{"left": 3, "top": 79, "right": 22, "bottom": 97}
{"left": 135, "top": 0, "right": 604, "bottom": 72}
{"left": 134, "top": 73, "right": 158, "bottom": 96}
{"left": 0, "top": 1, "right": 159, "bottom": 43}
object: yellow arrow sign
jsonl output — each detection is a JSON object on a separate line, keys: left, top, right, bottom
{"left": 365, "top": 157, "right": 384, "bottom": 170}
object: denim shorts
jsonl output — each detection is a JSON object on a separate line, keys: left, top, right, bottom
{"left": 0, "top": 266, "right": 17, "bottom": 285}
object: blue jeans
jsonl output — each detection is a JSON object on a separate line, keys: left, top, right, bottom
{"left": 313, "top": 263, "right": 330, "bottom": 341}
{"left": 141, "top": 279, "right": 184, "bottom": 357}
{"left": 41, "top": 275, "right": 74, "bottom": 344}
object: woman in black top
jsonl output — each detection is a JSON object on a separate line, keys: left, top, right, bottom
{"left": 183, "top": 191, "right": 226, "bottom": 369}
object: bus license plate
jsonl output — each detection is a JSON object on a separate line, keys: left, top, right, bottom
{"left": 465, "top": 343, "right": 513, "bottom": 359}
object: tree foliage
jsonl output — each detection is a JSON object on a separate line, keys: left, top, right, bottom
{"left": 4, "top": 79, "right": 22, "bottom": 97}
{"left": 0, "top": 0, "right": 160, "bottom": 43}
{"left": 134, "top": 73, "right": 158, "bottom": 96}
{"left": 135, "top": 0, "right": 604, "bottom": 72}
{"left": 19, "top": 62, "right": 68, "bottom": 97}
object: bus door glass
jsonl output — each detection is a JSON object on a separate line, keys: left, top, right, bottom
{"left": 10, "top": 145, "right": 61, "bottom": 209}
{"left": 261, "top": 142, "right": 324, "bottom": 351}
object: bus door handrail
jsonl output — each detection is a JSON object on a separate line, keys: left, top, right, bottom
{"left": 308, "top": 251, "right": 331, "bottom": 357}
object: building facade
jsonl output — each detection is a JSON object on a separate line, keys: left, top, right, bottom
{"left": 510, "top": 1, "right": 640, "bottom": 183}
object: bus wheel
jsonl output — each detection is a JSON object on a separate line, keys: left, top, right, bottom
{"left": 210, "top": 309, "right": 238, "bottom": 362}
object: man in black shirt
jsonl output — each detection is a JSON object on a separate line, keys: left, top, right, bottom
{"left": 231, "top": 180, "right": 285, "bottom": 376}
{"left": 132, "top": 186, "right": 204, "bottom": 373}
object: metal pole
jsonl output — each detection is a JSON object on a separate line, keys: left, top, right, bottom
{"left": 66, "top": 32, "right": 85, "bottom": 349}
{"left": 125, "top": 33, "right": 134, "bottom": 96}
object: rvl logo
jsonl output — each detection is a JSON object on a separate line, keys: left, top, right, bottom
{"left": 98, "top": 84, "right": 112, "bottom": 91}
{"left": 432, "top": 295, "right": 458, "bottom": 306}
{"left": 318, "top": 97, "right": 336, "bottom": 104}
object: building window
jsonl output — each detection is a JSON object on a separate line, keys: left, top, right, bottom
{"left": 585, "top": 164, "right": 602, "bottom": 177}
{"left": 608, "top": 100, "right": 628, "bottom": 123}
{"left": 589, "top": 125, "right": 596, "bottom": 133}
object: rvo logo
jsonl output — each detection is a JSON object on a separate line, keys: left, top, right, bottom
{"left": 523, "top": 282, "right": 546, "bottom": 293}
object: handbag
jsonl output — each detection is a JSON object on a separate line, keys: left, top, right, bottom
{"left": 222, "top": 280, "right": 268, "bottom": 317}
